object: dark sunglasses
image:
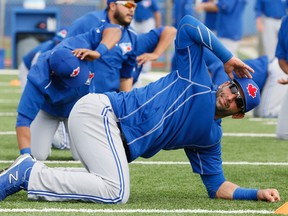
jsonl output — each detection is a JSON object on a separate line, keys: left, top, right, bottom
{"left": 115, "top": 1, "right": 137, "bottom": 9}
{"left": 228, "top": 81, "right": 245, "bottom": 113}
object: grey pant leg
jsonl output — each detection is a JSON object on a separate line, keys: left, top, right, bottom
{"left": 31, "top": 110, "right": 60, "bottom": 161}
{"left": 28, "top": 94, "right": 130, "bottom": 204}
{"left": 276, "top": 89, "right": 288, "bottom": 140}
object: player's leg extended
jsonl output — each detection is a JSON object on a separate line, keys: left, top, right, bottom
{"left": 30, "top": 110, "right": 61, "bottom": 160}
{"left": 27, "top": 93, "right": 130, "bottom": 203}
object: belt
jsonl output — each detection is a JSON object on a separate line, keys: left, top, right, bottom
{"left": 117, "top": 122, "right": 130, "bottom": 161}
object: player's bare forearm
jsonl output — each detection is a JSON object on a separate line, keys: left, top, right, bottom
{"left": 101, "top": 27, "right": 122, "bottom": 50}
{"left": 278, "top": 59, "right": 288, "bottom": 75}
{"left": 120, "top": 78, "right": 133, "bottom": 92}
{"left": 16, "top": 126, "right": 31, "bottom": 150}
{"left": 137, "top": 26, "right": 176, "bottom": 65}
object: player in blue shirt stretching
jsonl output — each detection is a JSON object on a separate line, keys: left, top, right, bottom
{"left": 0, "top": 15, "right": 280, "bottom": 203}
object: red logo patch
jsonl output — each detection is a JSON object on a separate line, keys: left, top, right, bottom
{"left": 247, "top": 83, "right": 257, "bottom": 98}
{"left": 70, "top": 67, "right": 80, "bottom": 77}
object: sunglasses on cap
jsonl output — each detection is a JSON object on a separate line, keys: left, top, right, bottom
{"left": 115, "top": 1, "right": 137, "bottom": 9}
{"left": 228, "top": 81, "right": 245, "bottom": 113}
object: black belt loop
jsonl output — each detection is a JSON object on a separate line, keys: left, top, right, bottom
{"left": 117, "top": 122, "right": 130, "bottom": 161}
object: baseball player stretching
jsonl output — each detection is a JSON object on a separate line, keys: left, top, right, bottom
{"left": 16, "top": 25, "right": 122, "bottom": 161}
{"left": 0, "top": 15, "right": 280, "bottom": 203}
{"left": 275, "top": 16, "right": 288, "bottom": 140}
{"left": 68, "top": 0, "right": 141, "bottom": 93}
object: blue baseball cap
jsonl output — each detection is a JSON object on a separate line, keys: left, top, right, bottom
{"left": 234, "top": 78, "right": 260, "bottom": 113}
{"left": 49, "top": 48, "right": 90, "bottom": 88}
{"left": 107, "top": 0, "right": 142, "bottom": 5}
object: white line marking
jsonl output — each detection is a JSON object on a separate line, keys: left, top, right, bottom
{"left": 0, "top": 112, "right": 17, "bottom": 117}
{"left": 0, "top": 99, "right": 19, "bottom": 103}
{"left": 0, "top": 131, "right": 276, "bottom": 137}
{"left": 0, "top": 131, "right": 16, "bottom": 135}
{"left": 0, "top": 160, "right": 287, "bottom": 166}
{"left": 223, "top": 133, "right": 275, "bottom": 137}
{"left": 0, "top": 208, "right": 274, "bottom": 214}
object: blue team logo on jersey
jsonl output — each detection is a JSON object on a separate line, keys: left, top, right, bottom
{"left": 119, "top": 42, "right": 132, "bottom": 55}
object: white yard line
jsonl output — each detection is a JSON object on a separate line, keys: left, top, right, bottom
{"left": 0, "top": 131, "right": 276, "bottom": 137}
{"left": 0, "top": 208, "right": 274, "bottom": 214}
{"left": 0, "top": 160, "right": 287, "bottom": 166}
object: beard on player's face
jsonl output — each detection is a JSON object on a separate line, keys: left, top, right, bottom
{"left": 114, "top": 9, "right": 132, "bottom": 27}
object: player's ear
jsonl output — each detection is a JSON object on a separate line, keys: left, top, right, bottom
{"left": 232, "top": 112, "right": 245, "bottom": 119}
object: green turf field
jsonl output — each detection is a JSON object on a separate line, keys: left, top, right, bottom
{"left": 0, "top": 73, "right": 287, "bottom": 216}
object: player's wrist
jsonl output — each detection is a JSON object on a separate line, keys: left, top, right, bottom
{"left": 96, "top": 43, "right": 108, "bottom": 57}
{"left": 233, "top": 187, "right": 259, "bottom": 200}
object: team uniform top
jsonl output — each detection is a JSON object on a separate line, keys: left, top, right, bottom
{"left": 255, "top": 0, "right": 288, "bottom": 19}
{"left": 216, "top": 0, "right": 246, "bottom": 41}
{"left": 276, "top": 16, "right": 288, "bottom": 61}
{"left": 16, "top": 26, "right": 111, "bottom": 127}
{"left": 202, "top": 0, "right": 217, "bottom": 31}
{"left": 67, "top": 10, "right": 137, "bottom": 93}
{"left": 106, "top": 15, "right": 232, "bottom": 176}
{"left": 172, "top": 0, "right": 195, "bottom": 28}
{"left": 133, "top": 0, "right": 160, "bottom": 22}
{"left": 132, "top": 26, "right": 164, "bottom": 84}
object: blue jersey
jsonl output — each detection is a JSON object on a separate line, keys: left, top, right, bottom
{"left": 68, "top": 10, "right": 137, "bottom": 93}
{"left": 255, "top": 0, "right": 288, "bottom": 19}
{"left": 132, "top": 27, "right": 164, "bottom": 83}
{"left": 202, "top": 0, "right": 217, "bottom": 31}
{"left": 105, "top": 15, "right": 233, "bottom": 175}
{"left": 134, "top": 0, "right": 160, "bottom": 22}
{"left": 216, "top": 0, "right": 246, "bottom": 41}
{"left": 276, "top": 16, "right": 288, "bottom": 61}
{"left": 16, "top": 26, "right": 109, "bottom": 127}
{"left": 204, "top": 49, "right": 268, "bottom": 91}
{"left": 22, "top": 40, "right": 58, "bottom": 70}
{"left": 172, "top": 0, "right": 195, "bottom": 28}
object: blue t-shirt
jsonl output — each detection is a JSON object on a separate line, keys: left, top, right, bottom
{"left": 134, "top": 0, "right": 160, "bottom": 22}
{"left": 276, "top": 16, "right": 288, "bottom": 61}
{"left": 172, "top": 0, "right": 195, "bottom": 28}
{"left": 105, "top": 15, "right": 233, "bottom": 176}
{"left": 68, "top": 10, "right": 137, "bottom": 93}
{"left": 202, "top": 0, "right": 217, "bottom": 31}
{"left": 216, "top": 0, "right": 246, "bottom": 41}
{"left": 255, "top": 0, "right": 288, "bottom": 19}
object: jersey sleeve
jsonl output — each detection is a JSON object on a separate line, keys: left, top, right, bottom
{"left": 184, "top": 143, "right": 223, "bottom": 175}
{"left": 175, "top": 15, "right": 232, "bottom": 63}
{"left": 136, "top": 27, "right": 163, "bottom": 55}
{"left": 16, "top": 80, "right": 46, "bottom": 127}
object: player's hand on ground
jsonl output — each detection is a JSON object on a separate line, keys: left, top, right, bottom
{"left": 224, "top": 56, "right": 254, "bottom": 80}
{"left": 137, "top": 53, "right": 159, "bottom": 66}
{"left": 257, "top": 189, "right": 280, "bottom": 202}
{"left": 278, "top": 78, "right": 288, "bottom": 85}
{"left": 72, "top": 49, "right": 100, "bottom": 61}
